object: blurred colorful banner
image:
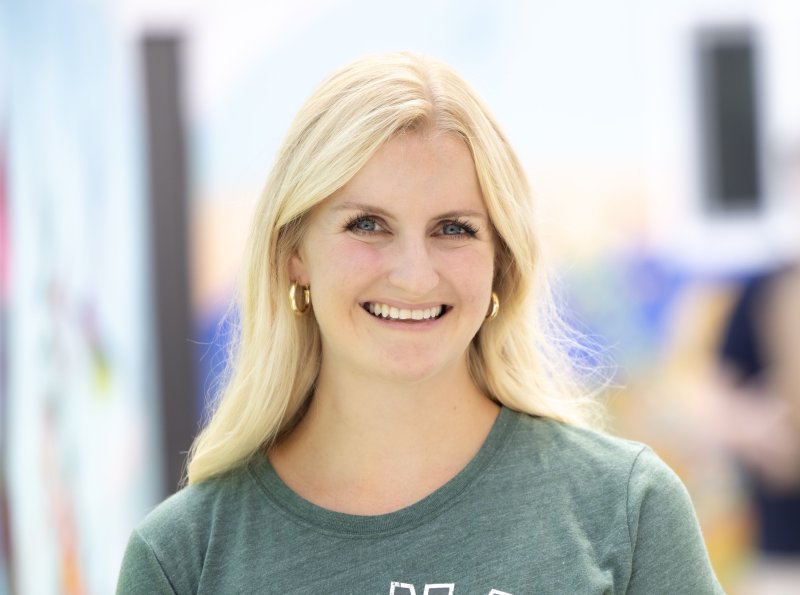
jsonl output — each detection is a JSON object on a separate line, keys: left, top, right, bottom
{"left": 3, "top": 0, "right": 163, "bottom": 593}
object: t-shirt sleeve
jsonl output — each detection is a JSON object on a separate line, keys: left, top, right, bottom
{"left": 116, "top": 529, "right": 177, "bottom": 595}
{"left": 624, "top": 447, "right": 724, "bottom": 594}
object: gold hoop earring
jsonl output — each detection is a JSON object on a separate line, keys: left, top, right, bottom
{"left": 485, "top": 291, "right": 499, "bottom": 321}
{"left": 289, "top": 282, "right": 311, "bottom": 315}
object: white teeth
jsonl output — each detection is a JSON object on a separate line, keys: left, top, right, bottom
{"left": 366, "top": 303, "right": 444, "bottom": 321}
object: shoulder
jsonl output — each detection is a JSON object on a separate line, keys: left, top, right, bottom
{"left": 505, "top": 410, "right": 651, "bottom": 479}
{"left": 118, "top": 461, "right": 257, "bottom": 594}
{"left": 502, "top": 412, "right": 722, "bottom": 592}
{"left": 138, "top": 462, "right": 254, "bottom": 544}
{"left": 500, "top": 411, "right": 689, "bottom": 528}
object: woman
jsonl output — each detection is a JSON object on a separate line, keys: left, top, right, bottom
{"left": 117, "top": 53, "right": 722, "bottom": 594}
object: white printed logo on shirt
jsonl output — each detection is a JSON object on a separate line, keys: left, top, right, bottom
{"left": 389, "top": 582, "right": 512, "bottom": 595}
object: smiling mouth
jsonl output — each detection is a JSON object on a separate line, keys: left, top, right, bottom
{"left": 362, "top": 302, "right": 449, "bottom": 321}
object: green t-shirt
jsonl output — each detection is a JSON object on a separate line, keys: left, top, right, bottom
{"left": 117, "top": 408, "right": 723, "bottom": 594}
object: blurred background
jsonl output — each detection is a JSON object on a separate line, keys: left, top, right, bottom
{"left": 2, "top": 0, "right": 800, "bottom": 593}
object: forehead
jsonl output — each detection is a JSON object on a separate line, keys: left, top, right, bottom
{"left": 325, "top": 131, "right": 486, "bottom": 215}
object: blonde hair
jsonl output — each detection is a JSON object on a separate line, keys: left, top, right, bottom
{"left": 186, "top": 52, "right": 604, "bottom": 485}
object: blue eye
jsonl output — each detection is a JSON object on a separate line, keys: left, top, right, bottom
{"left": 442, "top": 222, "right": 466, "bottom": 235}
{"left": 345, "top": 215, "right": 383, "bottom": 234}
{"left": 355, "top": 218, "right": 376, "bottom": 231}
{"left": 440, "top": 219, "right": 478, "bottom": 237}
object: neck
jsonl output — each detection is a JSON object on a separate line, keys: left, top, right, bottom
{"left": 269, "top": 360, "right": 500, "bottom": 514}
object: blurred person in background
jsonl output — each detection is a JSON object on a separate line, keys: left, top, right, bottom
{"left": 717, "top": 260, "right": 800, "bottom": 594}
{"left": 117, "top": 53, "right": 722, "bottom": 594}
{"left": 716, "top": 147, "right": 800, "bottom": 593}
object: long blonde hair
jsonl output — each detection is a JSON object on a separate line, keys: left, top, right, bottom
{"left": 186, "top": 52, "right": 603, "bottom": 485}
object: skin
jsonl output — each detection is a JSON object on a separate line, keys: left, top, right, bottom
{"left": 269, "top": 130, "right": 501, "bottom": 515}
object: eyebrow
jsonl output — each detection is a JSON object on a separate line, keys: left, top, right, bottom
{"left": 332, "top": 201, "right": 489, "bottom": 221}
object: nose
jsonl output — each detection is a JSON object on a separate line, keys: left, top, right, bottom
{"left": 386, "top": 236, "right": 440, "bottom": 297}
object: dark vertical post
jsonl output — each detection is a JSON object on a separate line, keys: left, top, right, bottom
{"left": 142, "top": 35, "right": 196, "bottom": 493}
{"left": 697, "top": 28, "right": 763, "bottom": 213}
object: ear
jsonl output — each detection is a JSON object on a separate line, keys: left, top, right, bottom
{"left": 288, "top": 251, "right": 309, "bottom": 285}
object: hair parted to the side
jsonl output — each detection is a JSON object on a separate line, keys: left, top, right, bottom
{"left": 186, "top": 52, "right": 605, "bottom": 486}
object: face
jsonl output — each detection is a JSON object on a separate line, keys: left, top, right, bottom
{"left": 290, "top": 131, "right": 495, "bottom": 385}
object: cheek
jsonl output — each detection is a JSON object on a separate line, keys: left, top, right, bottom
{"left": 310, "top": 239, "right": 384, "bottom": 293}
{"left": 439, "top": 246, "right": 495, "bottom": 299}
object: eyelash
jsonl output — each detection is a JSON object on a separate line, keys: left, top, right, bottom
{"left": 442, "top": 217, "right": 479, "bottom": 238}
{"left": 344, "top": 212, "right": 382, "bottom": 235}
{"left": 343, "top": 213, "right": 479, "bottom": 238}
